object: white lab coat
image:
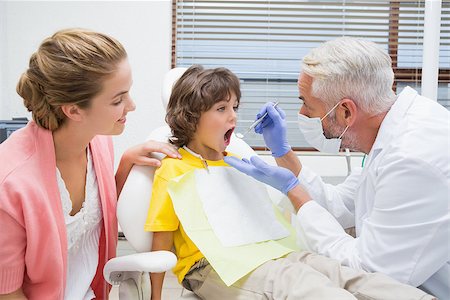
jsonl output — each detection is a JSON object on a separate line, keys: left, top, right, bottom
{"left": 294, "top": 87, "right": 450, "bottom": 299}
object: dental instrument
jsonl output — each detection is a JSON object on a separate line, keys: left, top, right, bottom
{"left": 236, "top": 101, "right": 279, "bottom": 139}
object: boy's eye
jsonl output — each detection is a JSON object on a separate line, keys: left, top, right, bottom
{"left": 217, "top": 106, "right": 225, "bottom": 112}
{"left": 233, "top": 106, "right": 239, "bottom": 112}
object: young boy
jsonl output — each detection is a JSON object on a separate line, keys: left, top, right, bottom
{"left": 144, "top": 65, "right": 433, "bottom": 300}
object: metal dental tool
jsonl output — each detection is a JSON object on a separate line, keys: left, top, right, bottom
{"left": 236, "top": 101, "right": 279, "bottom": 139}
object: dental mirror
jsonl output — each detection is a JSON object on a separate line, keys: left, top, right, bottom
{"left": 236, "top": 102, "right": 279, "bottom": 139}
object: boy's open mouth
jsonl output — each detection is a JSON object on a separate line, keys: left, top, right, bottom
{"left": 224, "top": 128, "right": 234, "bottom": 144}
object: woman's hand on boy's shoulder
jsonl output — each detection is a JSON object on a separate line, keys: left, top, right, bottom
{"left": 116, "top": 141, "right": 180, "bottom": 195}
{"left": 124, "top": 140, "right": 181, "bottom": 168}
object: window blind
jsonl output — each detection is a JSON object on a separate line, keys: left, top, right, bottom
{"left": 174, "top": 0, "right": 450, "bottom": 148}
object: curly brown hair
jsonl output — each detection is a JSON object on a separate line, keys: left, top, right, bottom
{"left": 166, "top": 65, "right": 241, "bottom": 147}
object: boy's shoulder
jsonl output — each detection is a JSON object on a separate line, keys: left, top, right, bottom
{"left": 156, "top": 150, "right": 238, "bottom": 179}
{"left": 156, "top": 152, "right": 196, "bottom": 180}
{"left": 160, "top": 155, "right": 187, "bottom": 169}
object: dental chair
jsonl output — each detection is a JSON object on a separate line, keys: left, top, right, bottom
{"left": 103, "top": 68, "right": 286, "bottom": 300}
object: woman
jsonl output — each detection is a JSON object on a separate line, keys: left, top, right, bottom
{"left": 0, "top": 28, "right": 180, "bottom": 299}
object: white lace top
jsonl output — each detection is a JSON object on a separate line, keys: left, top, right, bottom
{"left": 56, "top": 148, "right": 102, "bottom": 300}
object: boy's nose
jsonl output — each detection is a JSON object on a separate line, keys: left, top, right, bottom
{"left": 230, "top": 109, "right": 237, "bottom": 122}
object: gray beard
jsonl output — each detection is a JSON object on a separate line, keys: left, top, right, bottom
{"left": 325, "top": 116, "right": 361, "bottom": 152}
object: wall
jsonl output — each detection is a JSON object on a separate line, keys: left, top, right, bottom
{"left": 0, "top": 1, "right": 172, "bottom": 169}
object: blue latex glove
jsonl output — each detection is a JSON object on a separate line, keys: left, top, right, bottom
{"left": 254, "top": 102, "right": 291, "bottom": 157}
{"left": 224, "top": 156, "right": 299, "bottom": 195}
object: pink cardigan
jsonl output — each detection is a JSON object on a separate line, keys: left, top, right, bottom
{"left": 0, "top": 121, "right": 118, "bottom": 299}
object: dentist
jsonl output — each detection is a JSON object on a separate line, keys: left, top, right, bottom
{"left": 225, "top": 37, "right": 449, "bottom": 299}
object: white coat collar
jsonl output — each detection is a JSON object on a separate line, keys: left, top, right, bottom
{"left": 363, "top": 86, "right": 418, "bottom": 169}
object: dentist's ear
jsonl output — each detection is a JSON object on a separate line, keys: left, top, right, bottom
{"left": 339, "top": 98, "right": 357, "bottom": 126}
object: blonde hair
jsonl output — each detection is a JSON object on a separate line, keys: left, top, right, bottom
{"left": 301, "top": 37, "right": 396, "bottom": 114}
{"left": 16, "top": 28, "right": 127, "bottom": 130}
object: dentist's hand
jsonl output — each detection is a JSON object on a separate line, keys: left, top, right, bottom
{"left": 254, "top": 102, "right": 291, "bottom": 157}
{"left": 224, "top": 156, "right": 299, "bottom": 195}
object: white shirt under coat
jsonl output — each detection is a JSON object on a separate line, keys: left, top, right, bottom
{"left": 56, "top": 148, "right": 102, "bottom": 300}
{"left": 294, "top": 87, "right": 450, "bottom": 299}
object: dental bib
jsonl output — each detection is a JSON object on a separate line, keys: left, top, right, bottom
{"left": 168, "top": 166, "right": 298, "bottom": 286}
{"left": 196, "top": 167, "right": 289, "bottom": 247}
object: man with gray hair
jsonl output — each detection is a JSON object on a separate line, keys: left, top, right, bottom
{"left": 225, "top": 37, "right": 449, "bottom": 299}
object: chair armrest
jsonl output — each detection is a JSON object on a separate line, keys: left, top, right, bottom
{"left": 104, "top": 251, "right": 177, "bottom": 285}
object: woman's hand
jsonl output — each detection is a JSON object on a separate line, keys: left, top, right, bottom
{"left": 121, "top": 140, "right": 181, "bottom": 168}
{"left": 116, "top": 140, "right": 181, "bottom": 196}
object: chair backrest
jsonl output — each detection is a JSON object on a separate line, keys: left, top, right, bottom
{"left": 117, "top": 68, "right": 260, "bottom": 253}
{"left": 117, "top": 126, "right": 170, "bottom": 252}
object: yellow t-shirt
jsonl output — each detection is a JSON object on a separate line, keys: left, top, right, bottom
{"left": 144, "top": 148, "right": 231, "bottom": 283}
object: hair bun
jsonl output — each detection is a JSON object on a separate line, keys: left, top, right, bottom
{"left": 17, "top": 71, "right": 42, "bottom": 112}
{"left": 16, "top": 69, "right": 62, "bottom": 130}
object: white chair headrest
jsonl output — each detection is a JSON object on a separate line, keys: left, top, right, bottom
{"left": 161, "top": 67, "right": 188, "bottom": 111}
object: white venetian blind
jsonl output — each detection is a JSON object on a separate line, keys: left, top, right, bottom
{"left": 174, "top": 0, "right": 450, "bottom": 149}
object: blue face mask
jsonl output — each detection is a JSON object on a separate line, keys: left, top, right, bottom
{"left": 297, "top": 101, "right": 349, "bottom": 153}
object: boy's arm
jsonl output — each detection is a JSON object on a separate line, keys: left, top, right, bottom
{"left": 150, "top": 231, "right": 174, "bottom": 300}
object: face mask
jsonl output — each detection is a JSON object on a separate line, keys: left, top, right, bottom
{"left": 297, "top": 101, "right": 349, "bottom": 154}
